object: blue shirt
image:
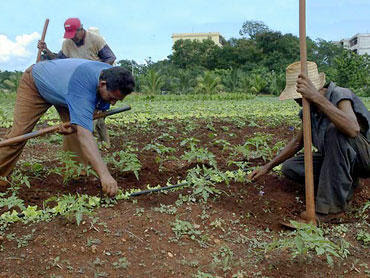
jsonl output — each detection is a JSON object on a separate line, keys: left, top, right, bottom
{"left": 32, "top": 58, "right": 111, "bottom": 132}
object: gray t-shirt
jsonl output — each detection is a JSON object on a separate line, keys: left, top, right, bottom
{"left": 300, "top": 82, "right": 370, "bottom": 153}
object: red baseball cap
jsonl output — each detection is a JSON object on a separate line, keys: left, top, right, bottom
{"left": 64, "top": 18, "right": 81, "bottom": 39}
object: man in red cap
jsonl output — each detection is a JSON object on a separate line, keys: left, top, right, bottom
{"left": 38, "top": 18, "right": 117, "bottom": 153}
{"left": 38, "top": 18, "right": 116, "bottom": 65}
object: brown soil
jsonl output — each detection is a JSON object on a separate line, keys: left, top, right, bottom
{"left": 0, "top": 119, "right": 369, "bottom": 278}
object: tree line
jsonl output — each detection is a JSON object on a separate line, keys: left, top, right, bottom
{"left": 119, "top": 21, "right": 369, "bottom": 96}
{"left": 1, "top": 20, "right": 369, "bottom": 96}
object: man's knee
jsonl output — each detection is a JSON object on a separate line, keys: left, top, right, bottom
{"left": 282, "top": 158, "right": 304, "bottom": 183}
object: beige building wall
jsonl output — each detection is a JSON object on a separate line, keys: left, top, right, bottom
{"left": 337, "top": 33, "right": 370, "bottom": 55}
{"left": 171, "top": 32, "right": 225, "bottom": 47}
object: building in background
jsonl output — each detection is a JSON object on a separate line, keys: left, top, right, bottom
{"left": 171, "top": 32, "right": 226, "bottom": 47}
{"left": 337, "top": 33, "right": 370, "bottom": 55}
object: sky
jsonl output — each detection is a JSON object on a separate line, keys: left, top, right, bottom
{"left": 0, "top": 0, "right": 369, "bottom": 71}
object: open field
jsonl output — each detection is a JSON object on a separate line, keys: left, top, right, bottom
{"left": 0, "top": 93, "right": 369, "bottom": 277}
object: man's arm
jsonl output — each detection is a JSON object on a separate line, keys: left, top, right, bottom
{"left": 297, "top": 74, "right": 360, "bottom": 138}
{"left": 37, "top": 41, "right": 68, "bottom": 60}
{"left": 249, "top": 128, "right": 303, "bottom": 181}
{"left": 76, "top": 125, "right": 117, "bottom": 196}
{"left": 97, "top": 45, "right": 116, "bottom": 65}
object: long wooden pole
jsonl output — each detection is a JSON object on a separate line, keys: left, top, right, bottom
{"left": 36, "top": 19, "right": 50, "bottom": 63}
{"left": 299, "top": 0, "right": 316, "bottom": 225}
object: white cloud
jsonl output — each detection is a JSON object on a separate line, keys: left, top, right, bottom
{"left": 0, "top": 32, "right": 40, "bottom": 63}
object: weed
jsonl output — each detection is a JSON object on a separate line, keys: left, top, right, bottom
{"left": 192, "top": 271, "right": 216, "bottom": 278}
{"left": 210, "top": 218, "right": 226, "bottom": 232}
{"left": 180, "top": 259, "right": 199, "bottom": 268}
{"left": 49, "top": 256, "right": 62, "bottom": 269}
{"left": 233, "top": 133, "right": 274, "bottom": 162}
{"left": 94, "top": 272, "right": 108, "bottom": 278}
{"left": 112, "top": 257, "right": 130, "bottom": 269}
{"left": 93, "top": 257, "right": 105, "bottom": 266}
{"left": 212, "top": 245, "right": 234, "bottom": 272}
{"left": 87, "top": 237, "right": 102, "bottom": 247}
{"left": 153, "top": 204, "right": 177, "bottom": 215}
{"left": 171, "top": 219, "right": 202, "bottom": 241}
{"left": 356, "top": 230, "right": 369, "bottom": 246}
{"left": 134, "top": 208, "right": 145, "bottom": 216}
{"left": 266, "top": 221, "right": 350, "bottom": 266}
{"left": 16, "top": 230, "right": 35, "bottom": 248}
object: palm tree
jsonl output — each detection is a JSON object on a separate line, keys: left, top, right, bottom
{"left": 195, "top": 71, "right": 223, "bottom": 94}
{"left": 249, "top": 74, "right": 267, "bottom": 95}
{"left": 141, "top": 69, "right": 164, "bottom": 95}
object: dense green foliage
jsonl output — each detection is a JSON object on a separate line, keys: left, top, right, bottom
{"left": 1, "top": 20, "right": 369, "bottom": 96}
{"left": 117, "top": 21, "right": 369, "bottom": 96}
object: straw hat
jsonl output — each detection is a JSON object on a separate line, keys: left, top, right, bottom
{"left": 279, "top": 61, "right": 326, "bottom": 101}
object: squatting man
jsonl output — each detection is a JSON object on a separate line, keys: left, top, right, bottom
{"left": 0, "top": 58, "right": 135, "bottom": 196}
{"left": 249, "top": 61, "right": 370, "bottom": 222}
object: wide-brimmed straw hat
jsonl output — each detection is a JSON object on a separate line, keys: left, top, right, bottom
{"left": 279, "top": 61, "right": 326, "bottom": 101}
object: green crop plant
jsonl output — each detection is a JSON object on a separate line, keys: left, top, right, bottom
{"left": 0, "top": 192, "right": 26, "bottom": 211}
{"left": 232, "top": 132, "right": 275, "bottom": 162}
{"left": 45, "top": 194, "right": 100, "bottom": 225}
{"left": 0, "top": 169, "right": 31, "bottom": 189}
{"left": 266, "top": 221, "right": 350, "bottom": 266}
{"left": 143, "top": 142, "right": 175, "bottom": 155}
{"left": 185, "top": 166, "right": 221, "bottom": 202}
{"left": 50, "top": 151, "right": 97, "bottom": 184}
{"left": 180, "top": 137, "right": 201, "bottom": 149}
{"left": 20, "top": 160, "right": 45, "bottom": 177}
{"left": 105, "top": 149, "right": 142, "bottom": 180}
{"left": 181, "top": 146, "right": 217, "bottom": 167}
{"left": 143, "top": 142, "right": 176, "bottom": 170}
{"left": 212, "top": 139, "right": 231, "bottom": 151}
{"left": 157, "top": 132, "right": 175, "bottom": 141}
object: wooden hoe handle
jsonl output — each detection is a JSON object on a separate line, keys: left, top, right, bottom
{"left": 299, "top": 0, "right": 316, "bottom": 225}
{"left": 36, "top": 19, "right": 50, "bottom": 63}
{"left": 0, "top": 106, "right": 131, "bottom": 148}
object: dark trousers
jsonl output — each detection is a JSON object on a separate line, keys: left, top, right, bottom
{"left": 282, "top": 124, "right": 370, "bottom": 214}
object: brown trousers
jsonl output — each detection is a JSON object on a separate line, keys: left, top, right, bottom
{"left": 0, "top": 66, "right": 87, "bottom": 177}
